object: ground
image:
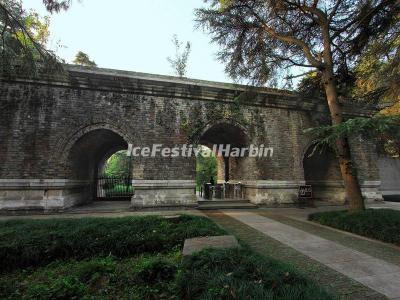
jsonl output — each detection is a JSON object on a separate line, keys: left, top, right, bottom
{"left": 1, "top": 202, "right": 400, "bottom": 299}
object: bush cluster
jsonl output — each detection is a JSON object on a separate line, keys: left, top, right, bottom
{"left": 0, "top": 215, "right": 333, "bottom": 299}
{"left": 0, "top": 215, "right": 224, "bottom": 272}
{"left": 309, "top": 209, "right": 400, "bottom": 245}
{"left": 0, "top": 254, "right": 181, "bottom": 300}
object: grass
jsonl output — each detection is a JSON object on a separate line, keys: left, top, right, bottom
{"left": 0, "top": 214, "right": 224, "bottom": 272}
{"left": 309, "top": 209, "right": 400, "bottom": 246}
{"left": 179, "top": 247, "right": 334, "bottom": 299}
{"left": 0, "top": 215, "right": 334, "bottom": 299}
{"left": 0, "top": 253, "right": 182, "bottom": 300}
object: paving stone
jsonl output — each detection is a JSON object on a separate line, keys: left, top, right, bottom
{"left": 206, "top": 210, "right": 387, "bottom": 299}
{"left": 182, "top": 235, "right": 239, "bottom": 256}
{"left": 224, "top": 210, "right": 400, "bottom": 299}
{"left": 357, "top": 273, "right": 400, "bottom": 299}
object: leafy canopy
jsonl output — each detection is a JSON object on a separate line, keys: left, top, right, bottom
{"left": 0, "top": 0, "right": 60, "bottom": 76}
{"left": 196, "top": 0, "right": 399, "bottom": 86}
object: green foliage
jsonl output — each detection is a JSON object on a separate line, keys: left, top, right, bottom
{"left": 305, "top": 115, "right": 400, "bottom": 157}
{"left": 0, "top": 247, "right": 334, "bottom": 300}
{"left": 0, "top": 254, "right": 181, "bottom": 300}
{"left": 196, "top": 0, "right": 399, "bottom": 87}
{"left": 352, "top": 26, "right": 400, "bottom": 103}
{"left": 0, "top": 215, "right": 333, "bottom": 299}
{"left": 42, "top": 0, "right": 72, "bottom": 13}
{"left": 73, "top": 50, "right": 97, "bottom": 67}
{"left": 135, "top": 255, "right": 178, "bottom": 283}
{"left": 178, "top": 247, "right": 334, "bottom": 299}
{"left": 309, "top": 209, "right": 400, "bottom": 246}
{"left": 0, "top": 215, "right": 225, "bottom": 272}
{"left": 104, "top": 184, "right": 134, "bottom": 197}
{"left": 167, "top": 34, "right": 191, "bottom": 77}
{"left": 297, "top": 72, "right": 324, "bottom": 98}
{"left": 103, "top": 150, "right": 131, "bottom": 177}
{"left": 0, "top": 0, "right": 61, "bottom": 76}
{"left": 196, "top": 146, "right": 218, "bottom": 189}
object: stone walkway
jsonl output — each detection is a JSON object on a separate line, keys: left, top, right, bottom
{"left": 223, "top": 210, "right": 400, "bottom": 299}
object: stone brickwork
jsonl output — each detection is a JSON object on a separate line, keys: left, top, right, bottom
{"left": 0, "top": 65, "right": 383, "bottom": 210}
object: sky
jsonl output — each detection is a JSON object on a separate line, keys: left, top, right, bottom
{"left": 22, "top": 0, "right": 233, "bottom": 83}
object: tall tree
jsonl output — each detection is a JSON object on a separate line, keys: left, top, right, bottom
{"left": 167, "top": 34, "right": 191, "bottom": 77}
{"left": 196, "top": 0, "right": 399, "bottom": 212}
{"left": 73, "top": 51, "right": 97, "bottom": 67}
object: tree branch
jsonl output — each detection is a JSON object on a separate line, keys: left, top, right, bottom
{"left": 0, "top": 3, "right": 48, "bottom": 59}
{"left": 243, "top": 5, "right": 323, "bottom": 68}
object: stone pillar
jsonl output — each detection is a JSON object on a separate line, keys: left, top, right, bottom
{"left": 349, "top": 137, "right": 383, "bottom": 202}
{"left": 243, "top": 180, "right": 305, "bottom": 206}
{"left": 131, "top": 180, "right": 196, "bottom": 209}
{"left": 0, "top": 179, "right": 91, "bottom": 212}
{"left": 216, "top": 155, "right": 225, "bottom": 184}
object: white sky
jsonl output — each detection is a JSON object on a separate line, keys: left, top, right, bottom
{"left": 22, "top": 0, "right": 232, "bottom": 83}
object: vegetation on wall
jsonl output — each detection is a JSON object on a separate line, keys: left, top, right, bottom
{"left": 180, "top": 96, "right": 248, "bottom": 143}
{"left": 73, "top": 51, "right": 97, "bottom": 67}
{"left": 167, "top": 34, "right": 191, "bottom": 78}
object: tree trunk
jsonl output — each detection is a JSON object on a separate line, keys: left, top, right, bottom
{"left": 322, "top": 69, "right": 365, "bottom": 212}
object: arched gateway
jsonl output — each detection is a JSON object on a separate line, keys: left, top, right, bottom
{"left": 0, "top": 65, "right": 383, "bottom": 211}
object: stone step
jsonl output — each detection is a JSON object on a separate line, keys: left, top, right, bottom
{"left": 197, "top": 202, "right": 258, "bottom": 210}
{"left": 198, "top": 199, "right": 250, "bottom": 205}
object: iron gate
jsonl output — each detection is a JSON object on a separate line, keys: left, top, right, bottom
{"left": 95, "top": 176, "right": 134, "bottom": 201}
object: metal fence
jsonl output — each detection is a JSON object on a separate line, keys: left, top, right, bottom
{"left": 95, "top": 176, "right": 134, "bottom": 201}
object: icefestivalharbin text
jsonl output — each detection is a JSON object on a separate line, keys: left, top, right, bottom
{"left": 126, "top": 144, "right": 274, "bottom": 158}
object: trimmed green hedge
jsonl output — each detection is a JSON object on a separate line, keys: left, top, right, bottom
{"left": 0, "top": 215, "right": 225, "bottom": 272}
{"left": 178, "top": 248, "right": 334, "bottom": 299}
{"left": 309, "top": 209, "right": 400, "bottom": 245}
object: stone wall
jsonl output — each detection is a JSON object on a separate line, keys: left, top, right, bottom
{"left": 0, "top": 65, "right": 382, "bottom": 210}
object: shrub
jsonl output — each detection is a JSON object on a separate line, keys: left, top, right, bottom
{"left": 309, "top": 209, "right": 400, "bottom": 245}
{"left": 0, "top": 254, "right": 180, "bottom": 300}
{"left": 0, "top": 215, "right": 225, "bottom": 272}
{"left": 177, "top": 247, "right": 334, "bottom": 299}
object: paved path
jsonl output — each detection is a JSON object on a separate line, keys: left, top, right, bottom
{"left": 224, "top": 210, "right": 400, "bottom": 299}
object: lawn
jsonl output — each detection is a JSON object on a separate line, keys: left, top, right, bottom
{"left": 0, "top": 215, "right": 334, "bottom": 299}
{"left": 309, "top": 209, "right": 400, "bottom": 246}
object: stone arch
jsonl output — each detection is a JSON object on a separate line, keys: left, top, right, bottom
{"left": 97, "top": 146, "right": 129, "bottom": 176}
{"left": 196, "top": 119, "right": 250, "bottom": 183}
{"left": 303, "top": 143, "right": 345, "bottom": 203}
{"left": 55, "top": 123, "right": 132, "bottom": 183}
{"left": 196, "top": 119, "right": 249, "bottom": 147}
{"left": 66, "top": 129, "right": 128, "bottom": 181}
{"left": 56, "top": 122, "right": 132, "bottom": 169}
